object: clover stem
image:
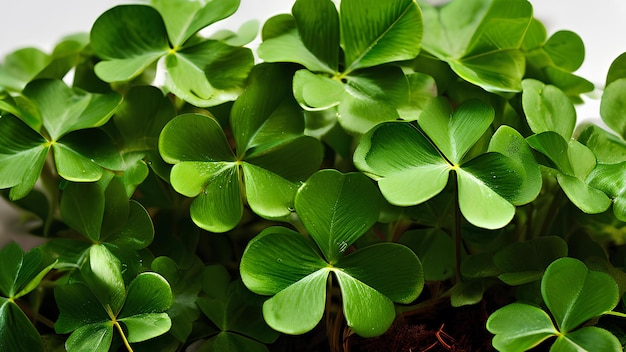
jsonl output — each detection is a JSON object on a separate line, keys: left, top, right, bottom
{"left": 114, "top": 320, "right": 134, "bottom": 352}
{"left": 105, "top": 304, "right": 134, "bottom": 352}
{"left": 453, "top": 172, "right": 462, "bottom": 284}
{"left": 41, "top": 152, "right": 59, "bottom": 237}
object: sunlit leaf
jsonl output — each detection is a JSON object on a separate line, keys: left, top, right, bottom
{"left": 487, "top": 303, "right": 557, "bottom": 351}
{"left": 295, "top": 170, "right": 381, "bottom": 262}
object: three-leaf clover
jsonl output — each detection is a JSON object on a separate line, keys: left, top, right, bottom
{"left": 487, "top": 257, "right": 621, "bottom": 352}
{"left": 354, "top": 98, "right": 537, "bottom": 229}
{"left": 419, "top": 0, "right": 532, "bottom": 92}
{"left": 522, "top": 79, "right": 612, "bottom": 214}
{"left": 90, "top": 0, "right": 254, "bottom": 107}
{"left": 260, "top": 0, "right": 424, "bottom": 133}
{"left": 0, "top": 78, "right": 122, "bottom": 200}
{"left": 159, "top": 64, "right": 323, "bottom": 232}
{"left": 0, "top": 243, "right": 57, "bottom": 352}
{"left": 55, "top": 245, "right": 173, "bottom": 352}
{"left": 240, "top": 169, "right": 424, "bottom": 337}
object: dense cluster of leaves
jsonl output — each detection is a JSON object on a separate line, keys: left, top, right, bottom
{"left": 1, "top": 0, "right": 626, "bottom": 351}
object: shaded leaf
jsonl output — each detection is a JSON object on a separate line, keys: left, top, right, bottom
{"left": 542, "top": 257, "right": 619, "bottom": 332}
{"left": 0, "top": 298, "right": 43, "bottom": 352}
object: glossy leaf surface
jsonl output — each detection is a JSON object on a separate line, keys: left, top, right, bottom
{"left": 542, "top": 257, "right": 619, "bottom": 333}
{"left": 241, "top": 170, "right": 423, "bottom": 336}
{"left": 354, "top": 100, "right": 525, "bottom": 229}
{"left": 420, "top": 0, "right": 532, "bottom": 92}
{"left": 159, "top": 65, "right": 323, "bottom": 232}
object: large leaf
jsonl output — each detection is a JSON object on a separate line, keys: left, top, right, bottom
{"left": 118, "top": 273, "right": 173, "bottom": 343}
{"left": 91, "top": 5, "right": 170, "bottom": 82}
{"left": 83, "top": 244, "right": 126, "bottom": 314}
{"left": 151, "top": 0, "right": 240, "bottom": 47}
{"left": 164, "top": 40, "right": 253, "bottom": 107}
{"left": 340, "top": 0, "right": 422, "bottom": 72}
{"left": 0, "top": 298, "right": 43, "bottom": 352}
{"left": 522, "top": 79, "right": 576, "bottom": 139}
{"left": 239, "top": 227, "right": 329, "bottom": 334}
{"left": 0, "top": 115, "right": 48, "bottom": 199}
{"left": 23, "top": 79, "right": 121, "bottom": 140}
{"left": 542, "top": 257, "right": 619, "bottom": 333}
{"left": 354, "top": 121, "right": 449, "bottom": 206}
{"left": 420, "top": 0, "right": 532, "bottom": 92}
{"left": 295, "top": 170, "right": 381, "bottom": 262}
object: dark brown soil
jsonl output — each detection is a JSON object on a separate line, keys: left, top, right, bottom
{"left": 345, "top": 300, "right": 494, "bottom": 352}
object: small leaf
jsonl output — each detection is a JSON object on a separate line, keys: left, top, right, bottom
{"left": 0, "top": 115, "right": 49, "bottom": 199}
{"left": 542, "top": 257, "right": 619, "bottom": 333}
{"left": 544, "top": 30, "right": 585, "bottom": 72}
{"left": 588, "top": 162, "right": 626, "bottom": 222}
{"left": 23, "top": 79, "right": 121, "bottom": 140}
{"left": 551, "top": 326, "right": 622, "bottom": 352}
{"left": 354, "top": 121, "right": 449, "bottom": 206}
{"left": 494, "top": 236, "right": 568, "bottom": 285}
{"left": 522, "top": 79, "right": 576, "bottom": 139}
{"left": 295, "top": 170, "right": 381, "bottom": 262}
{"left": 489, "top": 126, "right": 542, "bottom": 205}
{"left": 64, "top": 322, "right": 113, "bottom": 352}
{"left": 487, "top": 302, "right": 558, "bottom": 351}
{"left": 60, "top": 181, "right": 105, "bottom": 242}
{"left": 293, "top": 70, "right": 344, "bottom": 110}
{"left": 336, "top": 243, "right": 423, "bottom": 304}
{"left": 83, "top": 245, "right": 126, "bottom": 314}
{"left": 0, "top": 47, "right": 50, "bottom": 92}
{"left": 54, "top": 283, "right": 111, "bottom": 334}
{"left": 600, "top": 78, "right": 626, "bottom": 139}
{"left": 262, "top": 269, "right": 329, "bottom": 335}
{"left": 334, "top": 270, "right": 395, "bottom": 338}
{"left": 119, "top": 313, "right": 172, "bottom": 343}
{"left": 418, "top": 98, "right": 494, "bottom": 165}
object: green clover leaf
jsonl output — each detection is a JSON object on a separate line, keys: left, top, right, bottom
{"left": 159, "top": 64, "right": 323, "bottom": 232}
{"left": 240, "top": 170, "right": 424, "bottom": 337}
{"left": 354, "top": 99, "right": 529, "bottom": 229}
{"left": 55, "top": 245, "right": 173, "bottom": 352}
{"left": 487, "top": 257, "right": 621, "bottom": 352}
{"left": 420, "top": 0, "right": 532, "bottom": 92}
{"left": 0, "top": 243, "right": 57, "bottom": 352}
{"left": 522, "top": 20, "right": 594, "bottom": 100}
{"left": 90, "top": 1, "right": 253, "bottom": 107}
{"left": 0, "top": 79, "right": 122, "bottom": 200}
{"left": 260, "top": 0, "right": 423, "bottom": 133}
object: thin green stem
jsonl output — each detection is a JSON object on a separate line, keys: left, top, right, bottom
{"left": 606, "top": 311, "right": 626, "bottom": 319}
{"left": 453, "top": 172, "right": 462, "bottom": 284}
{"left": 40, "top": 152, "right": 59, "bottom": 237}
{"left": 105, "top": 305, "right": 134, "bottom": 352}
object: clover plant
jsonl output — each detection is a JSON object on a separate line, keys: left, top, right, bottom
{"left": 1, "top": 0, "right": 626, "bottom": 351}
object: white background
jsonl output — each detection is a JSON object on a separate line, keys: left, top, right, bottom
{"left": 1, "top": 0, "right": 626, "bottom": 246}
